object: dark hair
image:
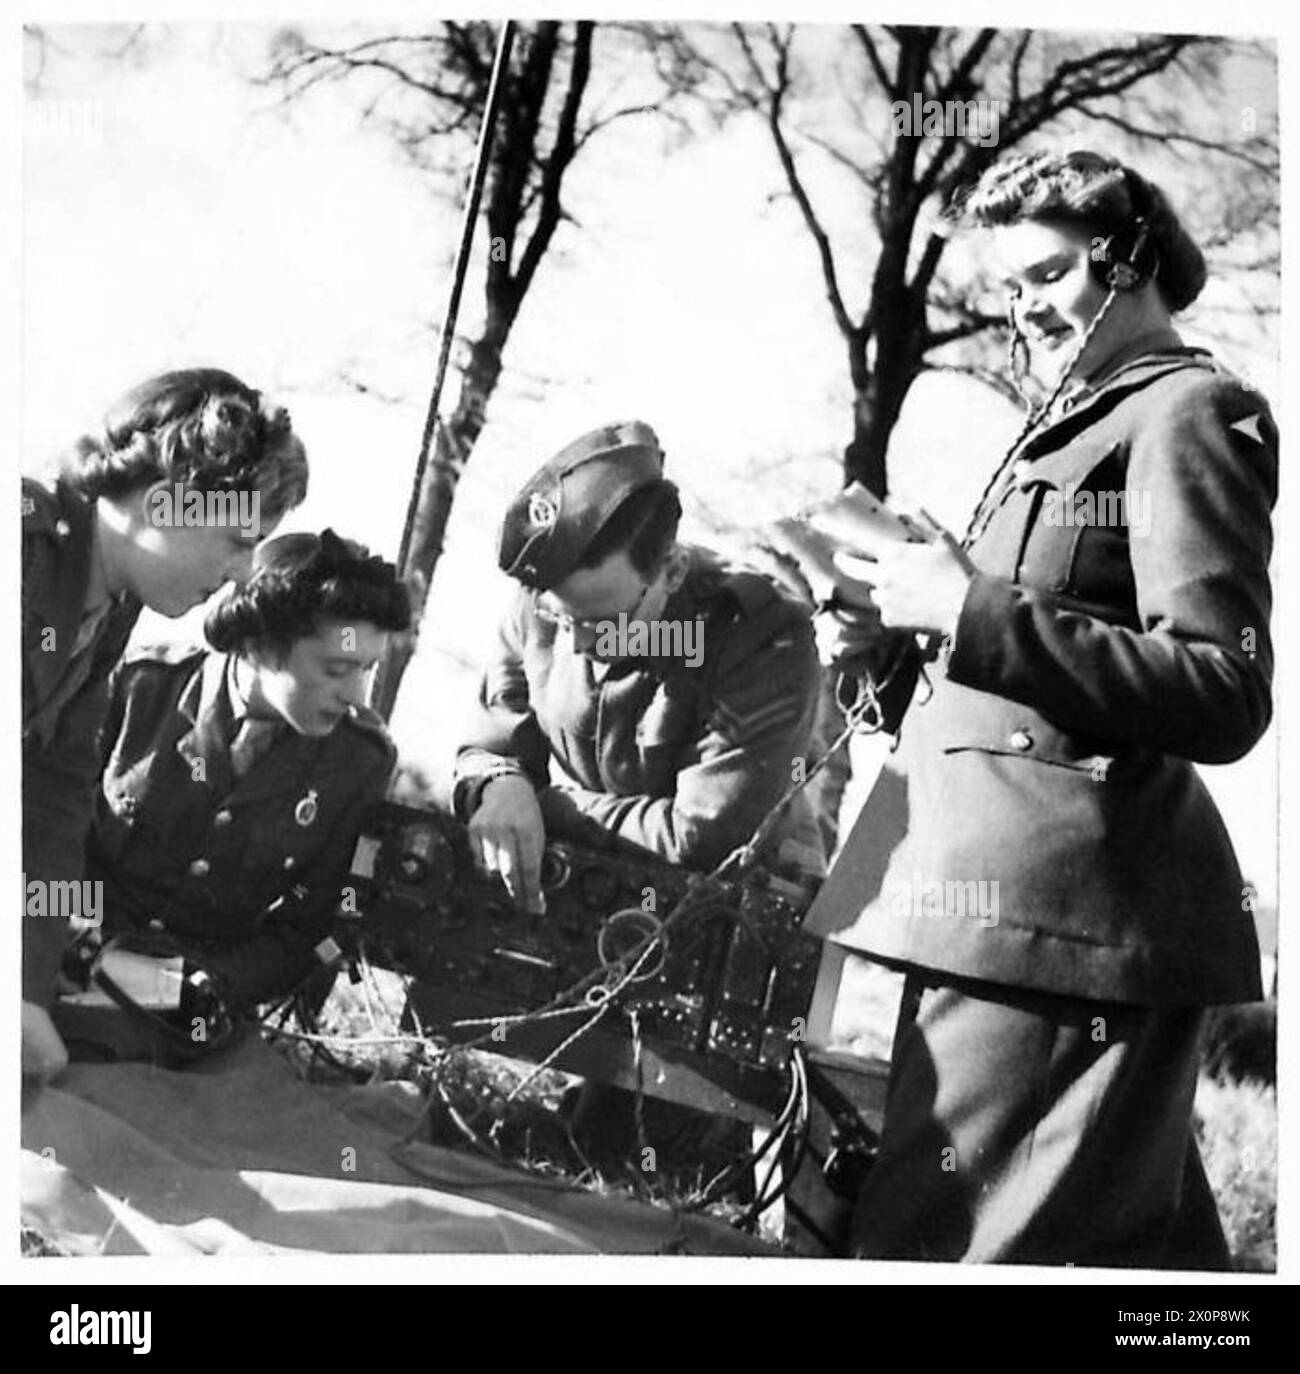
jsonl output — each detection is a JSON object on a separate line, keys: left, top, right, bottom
{"left": 204, "top": 528, "right": 411, "bottom": 661}
{"left": 62, "top": 368, "right": 309, "bottom": 524}
{"left": 578, "top": 479, "right": 683, "bottom": 577}
{"left": 946, "top": 150, "right": 1207, "bottom": 312}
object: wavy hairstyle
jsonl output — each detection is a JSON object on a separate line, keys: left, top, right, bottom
{"left": 946, "top": 150, "right": 1207, "bottom": 313}
{"left": 204, "top": 529, "right": 412, "bottom": 663}
{"left": 61, "top": 368, "right": 309, "bottom": 525}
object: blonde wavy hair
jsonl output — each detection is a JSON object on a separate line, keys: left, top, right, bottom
{"left": 61, "top": 368, "right": 309, "bottom": 525}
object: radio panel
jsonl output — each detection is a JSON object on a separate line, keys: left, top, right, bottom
{"left": 340, "top": 802, "right": 821, "bottom": 1099}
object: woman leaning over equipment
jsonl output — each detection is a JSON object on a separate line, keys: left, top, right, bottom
{"left": 812, "top": 150, "right": 1275, "bottom": 1268}
{"left": 23, "top": 369, "right": 308, "bottom": 1080}
{"left": 72, "top": 531, "right": 410, "bottom": 1050}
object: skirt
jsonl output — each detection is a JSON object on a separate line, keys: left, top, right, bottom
{"left": 851, "top": 965, "right": 1229, "bottom": 1269}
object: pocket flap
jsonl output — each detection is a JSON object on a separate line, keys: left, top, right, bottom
{"left": 927, "top": 681, "right": 1117, "bottom": 774}
{"left": 1014, "top": 438, "right": 1126, "bottom": 495}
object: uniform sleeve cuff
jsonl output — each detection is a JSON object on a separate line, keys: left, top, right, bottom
{"left": 945, "top": 572, "right": 1015, "bottom": 690}
{"left": 453, "top": 760, "right": 528, "bottom": 821}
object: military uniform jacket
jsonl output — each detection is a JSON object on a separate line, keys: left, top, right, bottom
{"left": 808, "top": 339, "right": 1274, "bottom": 1006}
{"left": 456, "top": 547, "right": 825, "bottom": 875}
{"left": 87, "top": 646, "right": 396, "bottom": 1008}
{"left": 23, "top": 477, "right": 142, "bottom": 1003}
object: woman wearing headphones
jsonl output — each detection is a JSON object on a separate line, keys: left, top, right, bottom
{"left": 814, "top": 150, "right": 1275, "bottom": 1267}
{"left": 23, "top": 369, "right": 308, "bottom": 1080}
{"left": 75, "top": 531, "right": 411, "bottom": 1049}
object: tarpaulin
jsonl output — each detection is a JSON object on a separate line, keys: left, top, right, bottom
{"left": 20, "top": 1038, "right": 773, "bottom": 1257}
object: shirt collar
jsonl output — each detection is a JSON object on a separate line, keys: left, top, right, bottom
{"left": 225, "top": 656, "right": 281, "bottom": 726}
{"left": 1077, "top": 325, "right": 1185, "bottom": 389}
{"left": 226, "top": 658, "right": 252, "bottom": 724}
{"left": 1045, "top": 327, "right": 1186, "bottom": 423}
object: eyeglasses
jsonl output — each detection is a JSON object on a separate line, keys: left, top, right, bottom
{"left": 534, "top": 582, "right": 651, "bottom": 636}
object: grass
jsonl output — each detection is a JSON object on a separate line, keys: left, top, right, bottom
{"left": 21, "top": 1225, "right": 71, "bottom": 1257}
{"left": 1196, "top": 1072, "right": 1276, "bottom": 1272}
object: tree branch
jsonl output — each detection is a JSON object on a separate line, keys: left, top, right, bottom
{"left": 1008, "top": 29, "right": 1033, "bottom": 108}
{"left": 852, "top": 24, "right": 896, "bottom": 97}
{"left": 936, "top": 27, "right": 997, "bottom": 101}
{"left": 260, "top": 40, "right": 469, "bottom": 111}
{"left": 1074, "top": 103, "right": 1278, "bottom": 174}
{"left": 924, "top": 310, "right": 1004, "bottom": 349}
{"left": 737, "top": 23, "right": 857, "bottom": 342}
{"left": 574, "top": 99, "right": 685, "bottom": 154}
{"left": 512, "top": 21, "right": 594, "bottom": 305}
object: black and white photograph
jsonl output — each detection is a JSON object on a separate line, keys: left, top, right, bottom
{"left": 11, "top": 0, "right": 1289, "bottom": 1305}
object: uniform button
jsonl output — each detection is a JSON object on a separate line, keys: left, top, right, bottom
{"left": 188, "top": 858, "right": 211, "bottom": 877}
{"left": 283, "top": 856, "right": 297, "bottom": 871}
{"left": 214, "top": 809, "right": 233, "bottom": 827}
{"left": 1009, "top": 728, "right": 1034, "bottom": 751}
{"left": 55, "top": 518, "right": 71, "bottom": 538}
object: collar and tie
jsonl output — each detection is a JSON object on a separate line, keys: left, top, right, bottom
{"left": 229, "top": 716, "right": 283, "bottom": 779}
{"left": 226, "top": 660, "right": 284, "bottom": 780}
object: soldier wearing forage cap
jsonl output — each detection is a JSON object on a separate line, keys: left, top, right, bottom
{"left": 453, "top": 421, "right": 825, "bottom": 913}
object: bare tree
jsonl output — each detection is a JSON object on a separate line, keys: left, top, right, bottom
{"left": 659, "top": 24, "right": 1278, "bottom": 496}
{"left": 261, "top": 20, "right": 683, "bottom": 715}
{"left": 646, "top": 23, "right": 1276, "bottom": 856}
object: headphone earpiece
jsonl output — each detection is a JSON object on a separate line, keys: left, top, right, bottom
{"left": 1089, "top": 212, "right": 1158, "bottom": 293}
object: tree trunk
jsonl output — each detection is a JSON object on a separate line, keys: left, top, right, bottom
{"left": 843, "top": 383, "right": 892, "bottom": 498}
{"left": 371, "top": 321, "right": 509, "bottom": 718}
{"left": 828, "top": 244, "right": 925, "bottom": 842}
{"left": 841, "top": 213, "right": 926, "bottom": 496}
{"left": 367, "top": 21, "right": 591, "bottom": 723}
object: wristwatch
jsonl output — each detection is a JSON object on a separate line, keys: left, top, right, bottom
{"left": 453, "top": 759, "right": 528, "bottom": 821}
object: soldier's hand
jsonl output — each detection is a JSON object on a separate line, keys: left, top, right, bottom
{"left": 469, "top": 776, "right": 547, "bottom": 914}
{"left": 813, "top": 602, "right": 885, "bottom": 670}
{"left": 22, "top": 1000, "right": 69, "bottom": 1084}
{"left": 835, "top": 517, "right": 974, "bottom": 638}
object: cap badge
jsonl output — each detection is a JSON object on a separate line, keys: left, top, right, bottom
{"left": 528, "top": 493, "right": 558, "bottom": 529}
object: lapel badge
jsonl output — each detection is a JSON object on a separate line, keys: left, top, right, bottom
{"left": 294, "top": 788, "right": 320, "bottom": 828}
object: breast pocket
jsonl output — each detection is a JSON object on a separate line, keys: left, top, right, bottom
{"left": 1013, "top": 441, "right": 1136, "bottom": 611}
{"left": 1065, "top": 520, "right": 1136, "bottom": 612}
{"left": 632, "top": 681, "right": 699, "bottom": 794}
